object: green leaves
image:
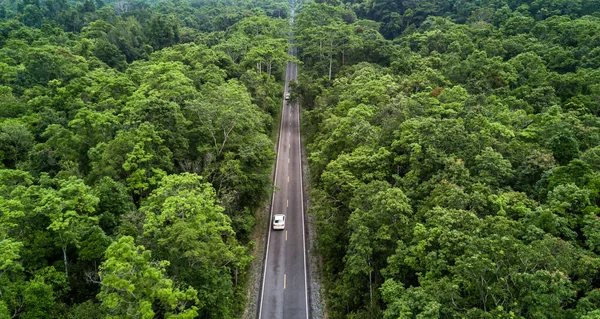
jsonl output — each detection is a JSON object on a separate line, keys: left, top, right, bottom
{"left": 473, "top": 147, "right": 514, "bottom": 187}
{"left": 140, "top": 173, "right": 250, "bottom": 318}
{"left": 244, "top": 37, "right": 292, "bottom": 75}
{"left": 0, "top": 238, "right": 23, "bottom": 273}
{"left": 88, "top": 123, "right": 173, "bottom": 197}
{"left": 98, "top": 236, "right": 198, "bottom": 319}
{"left": 4, "top": 0, "right": 599, "bottom": 317}
{"left": 0, "top": 3, "right": 283, "bottom": 318}
{"left": 0, "top": 120, "right": 34, "bottom": 168}
{"left": 188, "top": 79, "right": 274, "bottom": 212}
{"left": 300, "top": 5, "right": 600, "bottom": 317}
{"left": 39, "top": 177, "right": 99, "bottom": 276}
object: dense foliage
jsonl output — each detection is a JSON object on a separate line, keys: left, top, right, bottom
{"left": 0, "top": 0, "right": 293, "bottom": 317}
{"left": 297, "top": 1, "right": 600, "bottom": 318}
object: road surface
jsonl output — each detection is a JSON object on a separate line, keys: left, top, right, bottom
{"left": 257, "top": 27, "right": 308, "bottom": 319}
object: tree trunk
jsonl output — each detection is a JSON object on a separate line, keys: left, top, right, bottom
{"left": 329, "top": 54, "right": 333, "bottom": 81}
{"left": 62, "top": 246, "right": 68, "bottom": 278}
{"left": 319, "top": 41, "right": 323, "bottom": 59}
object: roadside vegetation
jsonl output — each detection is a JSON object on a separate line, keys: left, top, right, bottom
{"left": 0, "top": 0, "right": 293, "bottom": 317}
{"left": 295, "top": 1, "right": 600, "bottom": 318}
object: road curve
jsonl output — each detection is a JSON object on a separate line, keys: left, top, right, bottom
{"left": 257, "top": 23, "right": 308, "bottom": 319}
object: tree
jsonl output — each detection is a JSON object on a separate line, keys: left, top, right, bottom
{"left": 472, "top": 146, "right": 514, "bottom": 187}
{"left": 29, "top": 124, "right": 82, "bottom": 177}
{"left": 88, "top": 123, "right": 173, "bottom": 198}
{"left": 148, "top": 14, "right": 179, "bottom": 50}
{"left": 243, "top": 37, "right": 292, "bottom": 75}
{"left": 20, "top": 4, "right": 44, "bottom": 28}
{"left": 39, "top": 177, "right": 99, "bottom": 277}
{"left": 92, "top": 177, "right": 134, "bottom": 235}
{"left": 0, "top": 120, "right": 34, "bottom": 168}
{"left": 141, "top": 173, "right": 251, "bottom": 317}
{"left": 297, "top": 21, "right": 354, "bottom": 80}
{"left": 0, "top": 236, "right": 24, "bottom": 313}
{"left": 92, "top": 39, "right": 127, "bottom": 71}
{"left": 187, "top": 80, "right": 274, "bottom": 210}
{"left": 343, "top": 181, "right": 412, "bottom": 315}
{"left": 123, "top": 96, "right": 190, "bottom": 161}
{"left": 98, "top": 236, "right": 198, "bottom": 319}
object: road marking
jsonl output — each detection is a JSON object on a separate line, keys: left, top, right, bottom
{"left": 258, "top": 62, "right": 287, "bottom": 319}
{"left": 259, "top": 49, "right": 308, "bottom": 318}
{"left": 284, "top": 274, "right": 287, "bottom": 289}
{"left": 286, "top": 230, "right": 288, "bottom": 241}
{"left": 287, "top": 199, "right": 288, "bottom": 207}
{"left": 288, "top": 176, "right": 290, "bottom": 183}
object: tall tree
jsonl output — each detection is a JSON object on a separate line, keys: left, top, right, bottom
{"left": 98, "top": 236, "right": 198, "bottom": 319}
{"left": 141, "top": 173, "right": 251, "bottom": 318}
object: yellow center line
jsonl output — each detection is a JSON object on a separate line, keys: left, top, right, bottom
{"left": 284, "top": 274, "right": 287, "bottom": 289}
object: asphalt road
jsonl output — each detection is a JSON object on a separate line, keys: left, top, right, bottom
{"left": 257, "top": 43, "right": 308, "bottom": 318}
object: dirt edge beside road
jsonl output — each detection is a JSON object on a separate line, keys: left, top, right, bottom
{"left": 300, "top": 107, "right": 324, "bottom": 319}
{"left": 241, "top": 202, "right": 270, "bottom": 319}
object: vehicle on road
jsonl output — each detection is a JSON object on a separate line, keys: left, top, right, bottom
{"left": 272, "top": 214, "right": 285, "bottom": 230}
{"left": 285, "top": 93, "right": 290, "bottom": 100}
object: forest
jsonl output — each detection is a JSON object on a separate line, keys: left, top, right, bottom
{"left": 295, "top": 0, "right": 600, "bottom": 318}
{"left": 1, "top": 0, "right": 600, "bottom": 318}
{"left": 0, "top": 0, "right": 292, "bottom": 317}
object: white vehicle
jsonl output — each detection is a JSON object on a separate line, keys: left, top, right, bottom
{"left": 272, "top": 214, "right": 285, "bottom": 230}
{"left": 285, "top": 93, "right": 290, "bottom": 100}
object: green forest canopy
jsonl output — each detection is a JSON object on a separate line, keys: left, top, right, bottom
{"left": 1, "top": 0, "right": 600, "bottom": 318}
{"left": 296, "top": 0, "right": 600, "bottom": 318}
{"left": 0, "top": 0, "right": 292, "bottom": 317}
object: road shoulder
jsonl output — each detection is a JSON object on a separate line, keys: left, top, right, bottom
{"left": 300, "top": 105, "right": 325, "bottom": 319}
